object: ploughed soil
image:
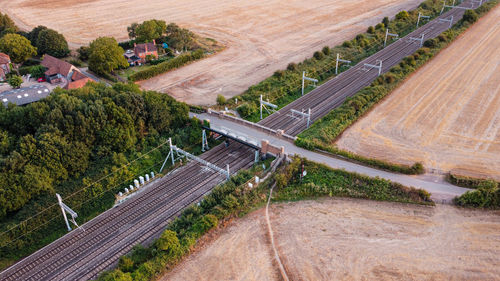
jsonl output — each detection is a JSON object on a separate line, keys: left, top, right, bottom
{"left": 336, "top": 5, "right": 500, "bottom": 180}
{"left": 163, "top": 198, "right": 500, "bottom": 280}
{"left": 1, "top": 0, "right": 422, "bottom": 105}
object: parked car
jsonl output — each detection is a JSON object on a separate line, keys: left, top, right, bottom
{"left": 37, "top": 77, "right": 46, "bottom": 83}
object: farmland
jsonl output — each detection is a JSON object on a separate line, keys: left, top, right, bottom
{"left": 1, "top": 0, "right": 422, "bottom": 105}
{"left": 163, "top": 199, "right": 500, "bottom": 280}
{"left": 336, "top": 5, "right": 500, "bottom": 180}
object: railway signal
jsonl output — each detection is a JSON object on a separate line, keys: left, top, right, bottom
{"left": 364, "top": 60, "right": 383, "bottom": 76}
{"left": 260, "top": 95, "right": 278, "bottom": 120}
{"left": 335, "top": 53, "right": 351, "bottom": 74}
{"left": 417, "top": 12, "right": 430, "bottom": 28}
{"left": 384, "top": 29, "right": 399, "bottom": 48}
{"left": 302, "top": 71, "right": 318, "bottom": 96}
{"left": 56, "top": 194, "right": 81, "bottom": 232}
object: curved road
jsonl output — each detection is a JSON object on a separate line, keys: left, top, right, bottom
{"left": 193, "top": 112, "right": 470, "bottom": 203}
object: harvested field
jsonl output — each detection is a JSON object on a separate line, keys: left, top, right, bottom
{"left": 163, "top": 198, "right": 500, "bottom": 280}
{"left": 337, "top": 5, "right": 500, "bottom": 180}
{"left": 1, "top": 0, "right": 422, "bottom": 105}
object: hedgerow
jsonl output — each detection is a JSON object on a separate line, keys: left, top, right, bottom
{"left": 296, "top": 0, "right": 499, "bottom": 174}
{"left": 454, "top": 179, "right": 499, "bottom": 208}
{"left": 128, "top": 49, "right": 204, "bottom": 81}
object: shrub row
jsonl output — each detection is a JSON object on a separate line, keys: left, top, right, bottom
{"left": 129, "top": 49, "right": 204, "bottom": 82}
{"left": 448, "top": 173, "right": 500, "bottom": 189}
{"left": 229, "top": 0, "right": 446, "bottom": 121}
{"left": 97, "top": 162, "right": 272, "bottom": 281}
{"left": 454, "top": 179, "right": 499, "bottom": 208}
{"left": 296, "top": 1, "right": 498, "bottom": 174}
{"left": 273, "top": 157, "right": 432, "bottom": 205}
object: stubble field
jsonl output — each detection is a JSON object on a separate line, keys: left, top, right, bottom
{"left": 336, "top": 5, "right": 500, "bottom": 180}
{"left": 163, "top": 198, "right": 500, "bottom": 280}
{"left": 1, "top": 0, "right": 422, "bottom": 105}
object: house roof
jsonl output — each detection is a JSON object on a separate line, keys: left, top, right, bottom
{"left": 0, "top": 53, "right": 10, "bottom": 65}
{"left": 41, "top": 55, "right": 75, "bottom": 77}
{"left": 134, "top": 42, "right": 157, "bottom": 54}
{"left": 65, "top": 77, "right": 92, "bottom": 89}
{"left": 0, "top": 85, "right": 51, "bottom": 106}
{"left": 71, "top": 70, "right": 89, "bottom": 81}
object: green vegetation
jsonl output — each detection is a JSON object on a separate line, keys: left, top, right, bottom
{"left": 0, "top": 12, "right": 17, "bottom": 37}
{"left": 7, "top": 75, "right": 22, "bottom": 89}
{"left": 0, "top": 33, "right": 37, "bottom": 65}
{"left": 32, "top": 27, "right": 70, "bottom": 58}
{"left": 99, "top": 155, "right": 432, "bottom": 280}
{"left": 97, "top": 162, "right": 272, "bottom": 281}
{"left": 216, "top": 94, "right": 226, "bottom": 106}
{"left": 296, "top": 0, "right": 499, "bottom": 173}
{"left": 88, "top": 37, "right": 128, "bottom": 76}
{"left": 273, "top": 157, "right": 432, "bottom": 204}
{"left": 133, "top": 19, "right": 167, "bottom": 43}
{"left": 454, "top": 180, "right": 499, "bottom": 208}
{"left": 448, "top": 173, "right": 499, "bottom": 189}
{"left": 229, "top": 0, "right": 446, "bottom": 121}
{"left": 128, "top": 49, "right": 204, "bottom": 82}
{"left": 0, "top": 82, "right": 205, "bottom": 269}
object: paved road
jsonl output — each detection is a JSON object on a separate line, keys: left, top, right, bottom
{"left": 192, "top": 112, "right": 470, "bottom": 202}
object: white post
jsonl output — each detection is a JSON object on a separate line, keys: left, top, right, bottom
{"left": 56, "top": 194, "right": 71, "bottom": 231}
{"left": 260, "top": 95, "right": 263, "bottom": 120}
{"left": 226, "top": 164, "right": 230, "bottom": 180}
{"left": 301, "top": 71, "right": 305, "bottom": 96}
{"left": 384, "top": 29, "right": 399, "bottom": 48}
{"left": 336, "top": 53, "right": 340, "bottom": 75}
{"left": 307, "top": 108, "right": 311, "bottom": 128}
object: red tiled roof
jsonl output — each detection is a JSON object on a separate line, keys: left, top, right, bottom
{"left": 65, "top": 77, "right": 92, "bottom": 89}
{"left": 134, "top": 42, "right": 157, "bottom": 55}
{"left": 0, "top": 53, "right": 10, "bottom": 65}
{"left": 41, "top": 55, "right": 75, "bottom": 77}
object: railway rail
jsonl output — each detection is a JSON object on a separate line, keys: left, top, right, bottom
{"left": 0, "top": 142, "right": 256, "bottom": 281}
{"left": 259, "top": 0, "right": 480, "bottom": 136}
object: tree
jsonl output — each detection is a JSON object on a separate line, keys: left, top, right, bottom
{"left": 127, "top": 22, "right": 139, "bottom": 40}
{"left": 382, "top": 16, "right": 390, "bottom": 27}
{"left": 30, "top": 65, "right": 46, "bottom": 79}
{"left": 135, "top": 20, "right": 166, "bottom": 43}
{"left": 35, "top": 29, "right": 69, "bottom": 57}
{"left": 0, "top": 12, "right": 17, "bottom": 36}
{"left": 165, "top": 23, "right": 194, "bottom": 51}
{"left": 7, "top": 75, "right": 23, "bottom": 89}
{"left": 27, "top": 25, "right": 48, "bottom": 43}
{"left": 462, "top": 10, "right": 478, "bottom": 23}
{"left": 395, "top": 11, "right": 410, "bottom": 20}
{"left": 155, "top": 230, "right": 181, "bottom": 258}
{"left": 216, "top": 94, "right": 226, "bottom": 105}
{"left": 77, "top": 46, "right": 90, "bottom": 61}
{"left": 0, "top": 33, "right": 37, "bottom": 65}
{"left": 88, "top": 37, "right": 128, "bottom": 75}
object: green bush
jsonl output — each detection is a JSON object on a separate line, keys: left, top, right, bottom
{"left": 129, "top": 49, "right": 204, "bottom": 81}
{"left": 118, "top": 256, "right": 134, "bottom": 272}
{"left": 367, "top": 26, "right": 375, "bottom": 34}
{"left": 313, "top": 51, "right": 324, "bottom": 60}
{"left": 395, "top": 11, "right": 410, "bottom": 20}
{"left": 236, "top": 103, "right": 258, "bottom": 118}
{"left": 462, "top": 9, "right": 479, "bottom": 23}
{"left": 30, "top": 65, "right": 45, "bottom": 78}
{"left": 216, "top": 94, "right": 226, "bottom": 105}
{"left": 322, "top": 46, "right": 331, "bottom": 55}
{"left": 155, "top": 230, "right": 181, "bottom": 258}
{"left": 448, "top": 174, "right": 499, "bottom": 189}
{"left": 287, "top": 62, "right": 298, "bottom": 71}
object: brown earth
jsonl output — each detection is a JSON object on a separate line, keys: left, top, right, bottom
{"left": 0, "top": 0, "right": 422, "bottom": 105}
{"left": 163, "top": 198, "right": 500, "bottom": 280}
{"left": 336, "top": 5, "right": 500, "bottom": 180}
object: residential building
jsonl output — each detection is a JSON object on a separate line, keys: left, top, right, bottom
{"left": 41, "top": 55, "right": 94, "bottom": 89}
{"left": 133, "top": 40, "right": 158, "bottom": 64}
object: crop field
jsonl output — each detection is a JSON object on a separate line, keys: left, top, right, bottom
{"left": 336, "top": 5, "right": 500, "bottom": 180}
{"left": 1, "top": 0, "right": 422, "bottom": 105}
{"left": 163, "top": 199, "right": 500, "bottom": 280}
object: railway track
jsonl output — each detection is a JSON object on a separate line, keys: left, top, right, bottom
{"left": 259, "top": 0, "right": 480, "bottom": 136}
{"left": 0, "top": 142, "right": 257, "bottom": 281}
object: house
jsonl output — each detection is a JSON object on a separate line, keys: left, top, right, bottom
{"left": 0, "top": 53, "right": 11, "bottom": 82}
{"left": 124, "top": 50, "right": 142, "bottom": 66}
{"left": 40, "top": 55, "right": 94, "bottom": 89}
{"left": 133, "top": 40, "right": 158, "bottom": 64}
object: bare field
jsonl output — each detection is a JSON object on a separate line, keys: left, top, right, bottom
{"left": 0, "top": 0, "right": 422, "bottom": 105}
{"left": 337, "top": 6, "right": 500, "bottom": 180}
{"left": 163, "top": 198, "right": 500, "bottom": 281}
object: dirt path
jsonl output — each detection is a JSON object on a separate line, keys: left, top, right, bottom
{"left": 336, "top": 5, "right": 500, "bottom": 180}
{"left": 163, "top": 198, "right": 500, "bottom": 280}
{"left": 0, "top": 0, "right": 422, "bottom": 105}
